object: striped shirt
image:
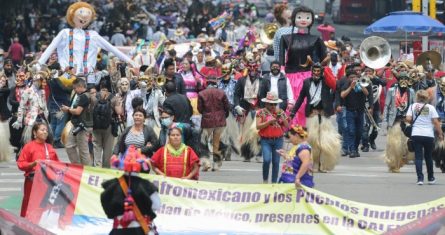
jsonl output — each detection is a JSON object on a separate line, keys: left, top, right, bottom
{"left": 125, "top": 131, "right": 145, "bottom": 149}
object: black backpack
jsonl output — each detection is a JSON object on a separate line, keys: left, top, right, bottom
{"left": 93, "top": 92, "right": 113, "bottom": 130}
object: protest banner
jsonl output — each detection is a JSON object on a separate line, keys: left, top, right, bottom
{"left": 25, "top": 161, "right": 445, "bottom": 235}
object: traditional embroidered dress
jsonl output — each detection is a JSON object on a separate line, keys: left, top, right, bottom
{"left": 151, "top": 144, "right": 200, "bottom": 180}
{"left": 279, "top": 143, "right": 314, "bottom": 187}
{"left": 181, "top": 70, "right": 202, "bottom": 115}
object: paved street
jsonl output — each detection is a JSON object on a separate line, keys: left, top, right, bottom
{"left": 1, "top": 123, "right": 445, "bottom": 216}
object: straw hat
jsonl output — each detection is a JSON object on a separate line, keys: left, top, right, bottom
{"left": 205, "top": 56, "right": 216, "bottom": 63}
{"left": 114, "top": 27, "right": 123, "bottom": 33}
{"left": 324, "top": 40, "right": 338, "bottom": 51}
{"left": 174, "top": 28, "right": 184, "bottom": 36}
{"left": 261, "top": 91, "right": 283, "bottom": 104}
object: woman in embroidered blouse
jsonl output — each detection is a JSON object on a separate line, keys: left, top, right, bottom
{"left": 277, "top": 125, "right": 314, "bottom": 188}
{"left": 180, "top": 58, "right": 202, "bottom": 118}
{"left": 17, "top": 122, "right": 60, "bottom": 217}
{"left": 256, "top": 92, "right": 289, "bottom": 184}
{"left": 151, "top": 127, "right": 200, "bottom": 180}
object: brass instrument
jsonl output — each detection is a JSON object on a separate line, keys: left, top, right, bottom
{"left": 260, "top": 23, "right": 279, "bottom": 45}
{"left": 97, "top": 48, "right": 102, "bottom": 62}
{"left": 416, "top": 50, "right": 442, "bottom": 71}
{"left": 359, "top": 75, "right": 371, "bottom": 87}
{"left": 365, "top": 106, "right": 380, "bottom": 131}
{"left": 156, "top": 74, "right": 166, "bottom": 87}
{"left": 359, "top": 36, "right": 391, "bottom": 69}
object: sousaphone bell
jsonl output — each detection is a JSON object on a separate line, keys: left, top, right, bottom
{"left": 359, "top": 36, "right": 392, "bottom": 69}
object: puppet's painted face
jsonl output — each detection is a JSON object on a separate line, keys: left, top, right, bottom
{"left": 295, "top": 11, "right": 312, "bottom": 28}
{"left": 73, "top": 7, "right": 93, "bottom": 29}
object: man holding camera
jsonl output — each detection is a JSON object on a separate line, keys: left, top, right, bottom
{"left": 61, "top": 78, "right": 93, "bottom": 165}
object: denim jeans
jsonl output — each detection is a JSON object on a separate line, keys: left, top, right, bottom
{"left": 50, "top": 111, "right": 67, "bottom": 142}
{"left": 345, "top": 110, "right": 364, "bottom": 152}
{"left": 260, "top": 137, "right": 283, "bottom": 183}
{"left": 336, "top": 107, "right": 348, "bottom": 152}
{"left": 411, "top": 136, "right": 435, "bottom": 182}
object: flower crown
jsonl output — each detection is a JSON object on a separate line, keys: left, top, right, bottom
{"left": 291, "top": 125, "right": 308, "bottom": 138}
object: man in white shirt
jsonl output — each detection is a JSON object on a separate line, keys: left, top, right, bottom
{"left": 328, "top": 52, "right": 342, "bottom": 78}
{"left": 259, "top": 61, "right": 294, "bottom": 111}
{"left": 110, "top": 27, "right": 127, "bottom": 46}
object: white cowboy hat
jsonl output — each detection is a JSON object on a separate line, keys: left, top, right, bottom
{"left": 261, "top": 91, "right": 283, "bottom": 104}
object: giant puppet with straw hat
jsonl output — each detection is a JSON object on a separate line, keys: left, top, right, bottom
{"left": 36, "top": 1, "right": 136, "bottom": 86}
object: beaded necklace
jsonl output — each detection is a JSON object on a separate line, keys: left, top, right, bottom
{"left": 69, "top": 29, "right": 90, "bottom": 75}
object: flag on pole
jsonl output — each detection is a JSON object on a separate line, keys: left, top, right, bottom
{"left": 209, "top": 11, "right": 231, "bottom": 30}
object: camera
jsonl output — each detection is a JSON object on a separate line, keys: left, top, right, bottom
{"left": 72, "top": 123, "right": 85, "bottom": 136}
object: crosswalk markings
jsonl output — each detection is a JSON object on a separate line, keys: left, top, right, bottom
{"left": 0, "top": 188, "right": 21, "bottom": 192}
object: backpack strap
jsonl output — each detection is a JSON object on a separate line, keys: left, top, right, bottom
{"left": 118, "top": 176, "right": 149, "bottom": 234}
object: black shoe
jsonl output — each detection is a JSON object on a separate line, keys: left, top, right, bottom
{"left": 341, "top": 150, "right": 349, "bottom": 156}
{"left": 360, "top": 145, "right": 365, "bottom": 151}
{"left": 370, "top": 141, "right": 377, "bottom": 150}
{"left": 54, "top": 141, "right": 65, "bottom": 149}
{"left": 362, "top": 146, "right": 369, "bottom": 152}
{"left": 349, "top": 152, "right": 357, "bottom": 158}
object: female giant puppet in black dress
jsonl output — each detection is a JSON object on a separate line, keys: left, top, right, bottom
{"left": 278, "top": 5, "right": 328, "bottom": 126}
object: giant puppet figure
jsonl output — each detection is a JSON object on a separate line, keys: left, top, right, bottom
{"left": 277, "top": 5, "right": 327, "bottom": 126}
{"left": 37, "top": 2, "right": 135, "bottom": 85}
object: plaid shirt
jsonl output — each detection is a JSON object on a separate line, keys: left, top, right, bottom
{"left": 273, "top": 27, "right": 299, "bottom": 61}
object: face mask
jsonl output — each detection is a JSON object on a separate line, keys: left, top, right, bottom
{"left": 161, "top": 117, "right": 172, "bottom": 127}
{"left": 271, "top": 68, "right": 280, "bottom": 76}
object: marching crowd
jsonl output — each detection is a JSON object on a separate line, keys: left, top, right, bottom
{"left": 1, "top": 1, "right": 445, "bottom": 233}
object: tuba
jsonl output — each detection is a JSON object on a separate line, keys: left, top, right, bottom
{"left": 359, "top": 36, "right": 391, "bottom": 69}
{"left": 260, "top": 23, "right": 279, "bottom": 45}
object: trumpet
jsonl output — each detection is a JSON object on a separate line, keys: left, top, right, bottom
{"left": 156, "top": 75, "right": 166, "bottom": 87}
{"left": 359, "top": 75, "right": 371, "bottom": 87}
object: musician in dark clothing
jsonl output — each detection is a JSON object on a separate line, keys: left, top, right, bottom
{"left": 340, "top": 69, "right": 373, "bottom": 158}
{"left": 361, "top": 67, "right": 387, "bottom": 152}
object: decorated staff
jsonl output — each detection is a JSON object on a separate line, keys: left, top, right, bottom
{"left": 37, "top": 2, "right": 135, "bottom": 84}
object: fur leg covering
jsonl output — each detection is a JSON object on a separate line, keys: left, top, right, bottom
{"left": 384, "top": 122, "right": 410, "bottom": 173}
{"left": 433, "top": 139, "right": 445, "bottom": 173}
{"left": 306, "top": 115, "right": 341, "bottom": 172}
{"left": 240, "top": 114, "right": 261, "bottom": 161}
{"left": 220, "top": 112, "right": 240, "bottom": 160}
{"left": 0, "top": 121, "right": 11, "bottom": 162}
{"left": 198, "top": 129, "right": 212, "bottom": 172}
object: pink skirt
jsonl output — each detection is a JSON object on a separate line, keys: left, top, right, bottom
{"left": 286, "top": 71, "right": 311, "bottom": 127}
